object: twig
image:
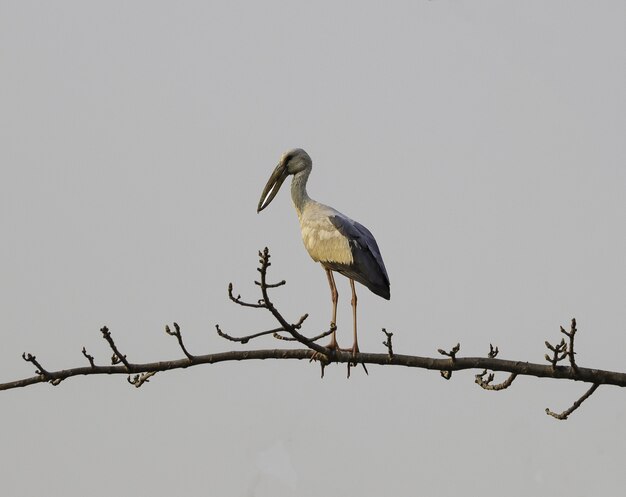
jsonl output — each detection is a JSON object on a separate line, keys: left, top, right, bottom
{"left": 165, "top": 322, "right": 194, "bottom": 360}
{"left": 546, "top": 383, "right": 600, "bottom": 420}
{"left": 382, "top": 328, "right": 394, "bottom": 358}
{"left": 560, "top": 318, "right": 579, "bottom": 373}
{"left": 488, "top": 344, "right": 499, "bottom": 359}
{"left": 228, "top": 283, "right": 266, "bottom": 308}
{"left": 222, "top": 249, "right": 329, "bottom": 357}
{"left": 475, "top": 370, "right": 517, "bottom": 391}
{"left": 82, "top": 347, "right": 96, "bottom": 368}
{"left": 273, "top": 327, "right": 334, "bottom": 343}
{"left": 438, "top": 343, "right": 460, "bottom": 361}
{"left": 216, "top": 315, "right": 328, "bottom": 344}
{"left": 216, "top": 324, "right": 285, "bottom": 344}
{"left": 475, "top": 344, "right": 516, "bottom": 390}
{"left": 22, "top": 353, "right": 50, "bottom": 379}
{"left": 544, "top": 338, "right": 568, "bottom": 368}
{"left": 438, "top": 343, "right": 460, "bottom": 380}
{"left": 254, "top": 248, "right": 330, "bottom": 357}
{"left": 100, "top": 326, "right": 130, "bottom": 369}
{"left": 254, "top": 279, "right": 286, "bottom": 288}
{"left": 127, "top": 371, "right": 157, "bottom": 388}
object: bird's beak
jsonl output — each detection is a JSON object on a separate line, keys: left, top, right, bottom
{"left": 257, "top": 162, "right": 289, "bottom": 212}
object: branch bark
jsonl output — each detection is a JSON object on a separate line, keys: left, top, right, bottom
{"left": 1, "top": 248, "right": 621, "bottom": 420}
{"left": 3, "top": 348, "right": 626, "bottom": 392}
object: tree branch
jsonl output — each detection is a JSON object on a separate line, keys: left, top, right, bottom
{"left": 165, "top": 322, "right": 194, "bottom": 360}
{"left": 3, "top": 349, "right": 625, "bottom": 392}
{"left": 0, "top": 247, "right": 622, "bottom": 421}
{"left": 545, "top": 383, "right": 600, "bottom": 420}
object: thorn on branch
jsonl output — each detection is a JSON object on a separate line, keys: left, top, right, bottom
{"left": 475, "top": 370, "right": 517, "bottom": 391}
{"left": 22, "top": 352, "right": 51, "bottom": 379}
{"left": 546, "top": 383, "right": 599, "bottom": 420}
{"left": 127, "top": 371, "right": 157, "bottom": 388}
{"left": 82, "top": 347, "right": 96, "bottom": 368}
{"left": 165, "top": 322, "right": 194, "bottom": 360}
{"left": 346, "top": 359, "right": 369, "bottom": 379}
{"left": 382, "top": 328, "right": 394, "bottom": 358}
{"left": 100, "top": 326, "right": 130, "bottom": 369}
{"left": 309, "top": 351, "right": 331, "bottom": 379}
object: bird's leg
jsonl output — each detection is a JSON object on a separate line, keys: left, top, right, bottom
{"left": 325, "top": 269, "right": 339, "bottom": 350}
{"left": 349, "top": 278, "right": 359, "bottom": 357}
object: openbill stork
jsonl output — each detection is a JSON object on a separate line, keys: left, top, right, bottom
{"left": 257, "top": 148, "right": 390, "bottom": 354}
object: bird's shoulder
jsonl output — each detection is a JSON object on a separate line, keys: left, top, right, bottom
{"left": 300, "top": 202, "right": 348, "bottom": 229}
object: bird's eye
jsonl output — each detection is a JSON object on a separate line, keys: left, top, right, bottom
{"left": 283, "top": 154, "right": 293, "bottom": 164}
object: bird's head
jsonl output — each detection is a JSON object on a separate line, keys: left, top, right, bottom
{"left": 257, "top": 148, "right": 311, "bottom": 212}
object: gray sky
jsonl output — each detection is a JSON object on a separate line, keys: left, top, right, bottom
{"left": 1, "top": 1, "right": 625, "bottom": 496}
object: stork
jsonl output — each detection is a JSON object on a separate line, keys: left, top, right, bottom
{"left": 257, "top": 148, "right": 390, "bottom": 355}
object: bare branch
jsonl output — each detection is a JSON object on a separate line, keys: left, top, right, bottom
{"left": 2, "top": 346, "right": 625, "bottom": 408}
{"left": 100, "top": 326, "right": 130, "bottom": 369}
{"left": 255, "top": 279, "right": 286, "bottom": 288}
{"left": 438, "top": 343, "right": 460, "bottom": 361}
{"left": 253, "top": 247, "right": 331, "bottom": 357}
{"left": 228, "top": 283, "right": 265, "bottom": 308}
{"left": 216, "top": 324, "right": 285, "bottom": 344}
{"left": 474, "top": 345, "right": 516, "bottom": 390}
{"left": 272, "top": 327, "right": 334, "bottom": 343}
{"left": 488, "top": 344, "right": 499, "bottom": 359}
{"left": 165, "top": 322, "right": 194, "bottom": 360}
{"left": 546, "top": 383, "right": 600, "bottom": 420}
{"left": 438, "top": 343, "right": 460, "bottom": 380}
{"left": 216, "top": 315, "right": 333, "bottom": 345}
{"left": 544, "top": 338, "right": 568, "bottom": 368}
{"left": 1, "top": 248, "right": 623, "bottom": 422}
{"left": 22, "top": 353, "right": 51, "bottom": 380}
{"left": 382, "top": 328, "right": 394, "bottom": 358}
{"left": 81, "top": 347, "right": 96, "bottom": 368}
{"left": 475, "top": 370, "right": 517, "bottom": 391}
{"left": 127, "top": 371, "right": 157, "bottom": 388}
{"left": 560, "top": 318, "right": 579, "bottom": 373}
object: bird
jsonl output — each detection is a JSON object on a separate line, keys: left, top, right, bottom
{"left": 257, "top": 148, "right": 390, "bottom": 355}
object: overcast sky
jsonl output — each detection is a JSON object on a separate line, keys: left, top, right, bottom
{"left": 1, "top": 1, "right": 625, "bottom": 496}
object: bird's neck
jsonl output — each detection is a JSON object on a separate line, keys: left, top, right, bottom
{"left": 290, "top": 169, "right": 312, "bottom": 219}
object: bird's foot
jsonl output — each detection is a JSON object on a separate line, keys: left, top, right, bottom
{"left": 339, "top": 344, "right": 359, "bottom": 357}
{"left": 324, "top": 333, "right": 340, "bottom": 352}
{"left": 341, "top": 344, "right": 368, "bottom": 377}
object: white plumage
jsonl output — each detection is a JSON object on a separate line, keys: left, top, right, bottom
{"left": 258, "top": 148, "right": 390, "bottom": 354}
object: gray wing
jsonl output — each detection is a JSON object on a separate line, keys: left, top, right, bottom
{"left": 326, "top": 215, "right": 390, "bottom": 300}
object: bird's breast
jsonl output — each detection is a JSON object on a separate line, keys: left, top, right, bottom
{"left": 300, "top": 218, "right": 354, "bottom": 266}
